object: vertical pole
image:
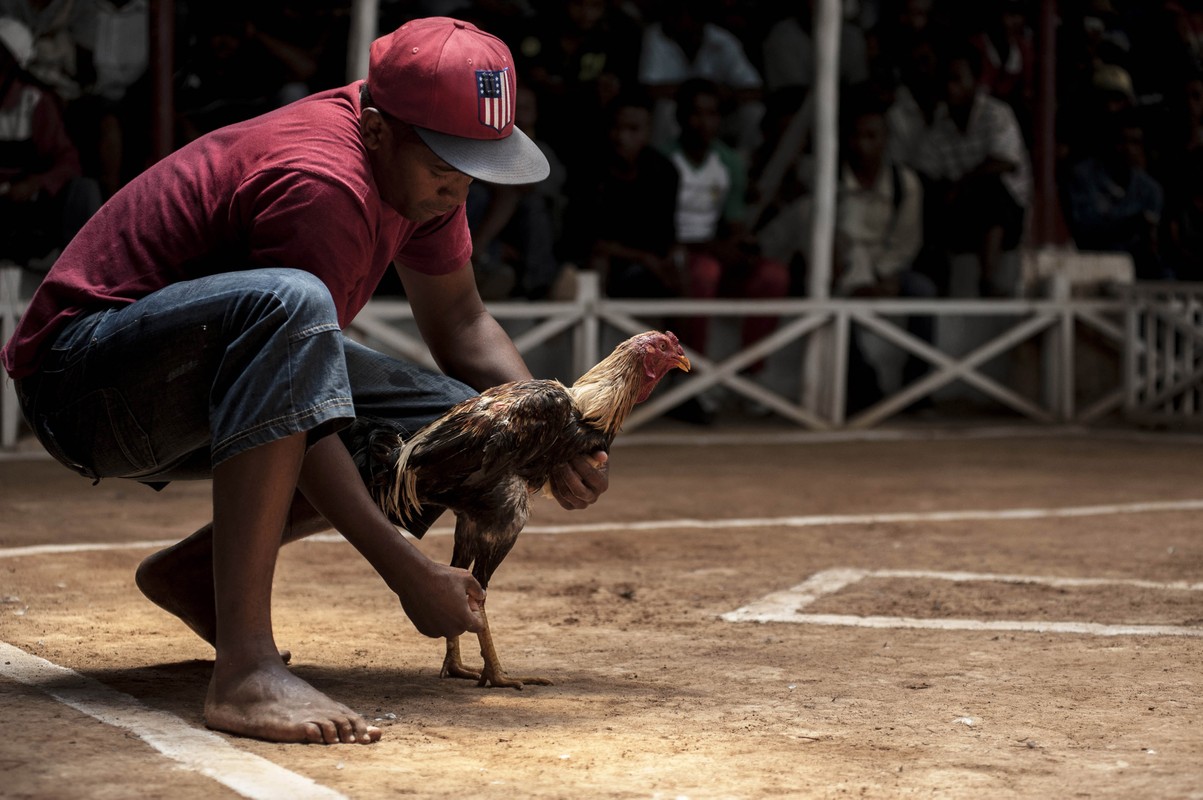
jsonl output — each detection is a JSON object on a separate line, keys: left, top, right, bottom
{"left": 1, "top": 267, "right": 21, "bottom": 448}
{"left": 347, "top": 0, "right": 379, "bottom": 82}
{"left": 575, "top": 270, "right": 600, "bottom": 379}
{"left": 807, "top": 0, "right": 840, "bottom": 300}
{"left": 1032, "top": 0, "right": 1059, "bottom": 246}
{"left": 149, "top": 0, "right": 174, "bottom": 162}
{"left": 803, "top": 0, "right": 841, "bottom": 420}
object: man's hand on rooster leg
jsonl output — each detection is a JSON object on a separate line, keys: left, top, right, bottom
{"left": 550, "top": 451, "right": 609, "bottom": 510}
{"left": 397, "top": 561, "right": 486, "bottom": 639}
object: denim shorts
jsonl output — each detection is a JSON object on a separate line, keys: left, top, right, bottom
{"left": 16, "top": 268, "right": 476, "bottom": 490}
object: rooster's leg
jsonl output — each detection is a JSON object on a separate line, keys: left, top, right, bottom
{"left": 474, "top": 606, "right": 553, "bottom": 690}
{"left": 440, "top": 635, "right": 482, "bottom": 681}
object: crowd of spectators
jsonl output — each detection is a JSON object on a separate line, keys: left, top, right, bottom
{"left": 5, "top": 0, "right": 1203, "bottom": 410}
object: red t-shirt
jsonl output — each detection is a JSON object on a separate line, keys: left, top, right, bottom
{"left": 1, "top": 83, "right": 472, "bottom": 379}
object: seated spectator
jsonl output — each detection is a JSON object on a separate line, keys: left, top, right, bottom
{"left": 662, "top": 78, "right": 791, "bottom": 374}
{"left": 884, "top": 29, "right": 945, "bottom": 170}
{"left": 173, "top": 5, "right": 310, "bottom": 143}
{"left": 1149, "top": 70, "right": 1203, "bottom": 211}
{"left": 761, "top": 2, "right": 870, "bottom": 96}
{"left": 638, "top": 0, "right": 764, "bottom": 153}
{"left": 0, "top": 0, "right": 96, "bottom": 105}
{"left": 561, "top": 87, "right": 681, "bottom": 300}
{"left": 747, "top": 86, "right": 812, "bottom": 283}
{"left": 834, "top": 87, "right": 935, "bottom": 412}
{"left": 1065, "top": 110, "right": 1168, "bottom": 280}
{"left": 0, "top": 16, "right": 100, "bottom": 268}
{"left": 74, "top": 0, "right": 151, "bottom": 197}
{"left": 1163, "top": 148, "right": 1203, "bottom": 282}
{"left": 873, "top": 0, "right": 953, "bottom": 86}
{"left": 970, "top": 0, "right": 1035, "bottom": 143}
{"left": 1159, "top": 147, "right": 1203, "bottom": 283}
{"left": 1055, "top": 11, "right": 1137, "bottom": 167}
{"left": 465, "top": 85, "right": 568, "bottom": 300}
{"left": 517, "top": 0, "right": 642, "bottom": 173}
{"left": 912, "top": 44, "right": 1031, "bottom": 297}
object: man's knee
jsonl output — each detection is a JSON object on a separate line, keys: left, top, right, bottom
{"left": 237, "top": 269, "right": 340, "bottom": 331}
{"left": 687, "top": 254, "right": 722, "bottom": 297}
{"left": 751, "top": 257, "right": 791, "bottom": 297}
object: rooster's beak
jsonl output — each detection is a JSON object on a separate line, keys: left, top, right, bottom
{"left": 676, "top": 355, "right": 691, "bottom": 372}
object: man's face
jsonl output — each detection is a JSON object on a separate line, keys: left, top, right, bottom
{"left": 945, "top": 59, "right": 977, "bottom": 107}
{"left": 850, "top": 113, "right": 886, "bottom": 163}
{"left": 1186, "top": 78, "right": 1203, "bottom": 120}
{"left": 683, "top": 92, "right": 721, "bottom": 145}
{"left": 1118, "top": 125, "right": 1146, "bottom": 170}
{"left": 568, "top": 0, "right": 605, "bottom": 31}
{"left": 610, "top": 106, "right": 651, "bottom": 164}
{"left": 367, "top": 113, "right": 473, "bottom": 223}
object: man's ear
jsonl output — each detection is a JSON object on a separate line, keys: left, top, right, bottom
{"left": 360, "top": 107, "right": 388, "bottom": 151}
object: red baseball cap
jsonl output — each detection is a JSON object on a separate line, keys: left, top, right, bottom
{"left": 367, "top": 17, "right": 549, "bottom": 185}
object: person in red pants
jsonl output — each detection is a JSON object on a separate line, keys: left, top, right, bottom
{"left": 662, "top": 78, "right": 791, "bottom": 420}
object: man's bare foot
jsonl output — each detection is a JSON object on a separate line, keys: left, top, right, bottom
{"left": 136, "top": 539, "right": 292, "bottom": 662}
{"left": 136, "top": 540, "right": 218, "bottom": 643}
{"left": 206, "top": 657, "right": 381, "bottom": 744}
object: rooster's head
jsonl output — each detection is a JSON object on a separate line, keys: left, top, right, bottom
{"left": 570, "top": 330, "right": 692, "bottom": 436}
{"left": 632, "top": 330, "right": 691, "bottom": 401}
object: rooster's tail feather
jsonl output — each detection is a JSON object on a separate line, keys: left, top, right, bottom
{"left": 385, "top": 433, "right": 424, "bottom": 522}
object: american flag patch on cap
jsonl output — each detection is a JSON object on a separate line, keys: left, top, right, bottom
{"left": 476, "top": 68, "right": 513, "bottom": 132}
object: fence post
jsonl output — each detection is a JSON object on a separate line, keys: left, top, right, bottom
{"left": 574, "top": 270, "right": 600, "bottom": 379}
{"left": 1, "top": 266, "right": 23, "bottom": 448}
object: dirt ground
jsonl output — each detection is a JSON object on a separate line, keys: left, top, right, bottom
{"left": 2, "top": 425, "right": 1202, "bottom": 799}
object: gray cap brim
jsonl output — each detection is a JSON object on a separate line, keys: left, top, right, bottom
{"left": 414, "top": 124, "right": 550, "bottom": 185}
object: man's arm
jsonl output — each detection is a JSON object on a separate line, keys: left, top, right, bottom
{"left": 399, "top": 261, "right": 531, "bottom": 389}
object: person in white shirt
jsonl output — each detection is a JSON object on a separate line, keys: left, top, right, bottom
{"left": 661, "top": 79, "right": 791, "bottom": 398}
{"left": 638, "top": 0, "right": 763, "bottom": 152}
{"left": 834, "top": 87, "right": 936, "bottom": 412}
{"left": 912, "top": 44, "right": 1030, "bottom": 296}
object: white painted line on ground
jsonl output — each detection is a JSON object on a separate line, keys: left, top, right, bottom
{"left": 514, "top": 498, "right": 1203, "bottom": 536}
{"left": 873, "top": 568, "right": 1203, "bottom": 592}
{"left": 0, "top": 641, "right": 348, "bottom": 800}
{"left": 5, "top": 498, "right": 1203, "bottom": 558}
{"left": 761, "top": 614, "right": 1203, "bottom": 637}
{"left": 722, "top": 568, "right": 1203, "bottom": 637}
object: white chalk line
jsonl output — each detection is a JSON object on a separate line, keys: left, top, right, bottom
{"left": 5, "top": 497, "right": 1203, "bottom": 559}
{"left": 722, "top": 568, "right": 1203, "bottom": 637}
{"left": 748, "top": 614, "right": 1203, "bottom": 637}
{"left": 0, "top": 641, "right": 347, "bottom": 800}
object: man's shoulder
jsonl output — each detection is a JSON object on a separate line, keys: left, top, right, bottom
{"left": 638, "top": 147, "right": 680, "bottom": 185}
{"left": 710, "top": 140, "right": 744, "bottom": 174}
{"left": 974, "top": 92, "right": 1022, "bottom": 131}
{"left": 233, "top": 86, "right": 371, "bottom": 199}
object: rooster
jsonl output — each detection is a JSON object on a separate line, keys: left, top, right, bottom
{"left": 353, "top": 330, "right": 690, "bottom": 688}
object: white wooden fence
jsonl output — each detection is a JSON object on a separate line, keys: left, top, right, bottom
{"left": 346, "top": 269, "right": 1133, "bottom": 431}
{"left": 0, "top": 262, "right": 1186, "bottom": 449}
{"left": 1123, "top": 282, "right": 1203, "bottom": 427}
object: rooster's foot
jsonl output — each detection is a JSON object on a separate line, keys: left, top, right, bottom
{"left": 477, "top": 665, "right": 553, "bottom": 690}
{"left": 440, "top": 639, "right": 483, "bottom": 681}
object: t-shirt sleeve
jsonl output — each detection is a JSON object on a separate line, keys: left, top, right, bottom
{"left": 233, "top": 169, "right": 373, "bottom": 318}
{"left": 394, "top": 205, "right": 473, "bottom": 274}
{"left": 717, "top": 144, "right": 748, "bottom": 223}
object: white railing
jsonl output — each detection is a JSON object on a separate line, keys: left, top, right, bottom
{"left": 349, "top": 270, "right": 1133, "bottom": 431}
{"left": 0, "top": 262, "right": 1161, "bottom": 448}
{"left": 1, "top": 265, "right": 26, "bottom": 449}
{"left": 1123, "top": 282, "right": 1203, "bottom": 426}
